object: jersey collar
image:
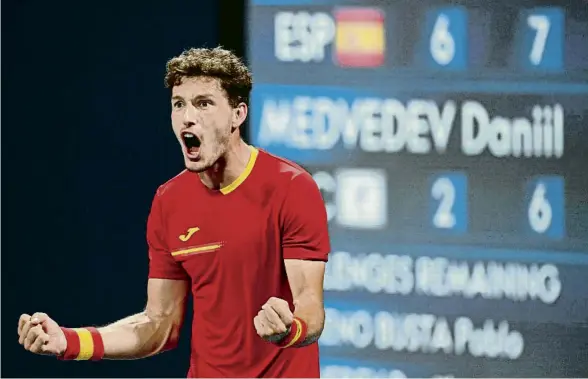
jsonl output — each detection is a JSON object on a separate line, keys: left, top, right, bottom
{"left": 219, "top": 145, "right": 259, "bottom": 195}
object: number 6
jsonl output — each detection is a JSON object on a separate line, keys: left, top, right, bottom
{"left": 430, "top": 14, "right": 456, "bottom": 66}
{"left": 528, "top": 182, "right": 552, "bottom": 233}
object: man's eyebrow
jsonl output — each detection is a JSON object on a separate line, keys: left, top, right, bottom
{"left": 171, "top": 94, "right": 215, "bottom": 101}
{"left": 194, "top": 93, "right": 215, "bottom": 99}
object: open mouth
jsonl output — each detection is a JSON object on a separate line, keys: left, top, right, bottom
{"left": 182, "top": 132, "right": 201, "bottom": 158}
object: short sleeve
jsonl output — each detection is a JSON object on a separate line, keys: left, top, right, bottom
{"left": 147, "top": 189, "right": 189, "bottom": 280}
{"left": 281, "top": 172, "right": 331, "bottom": 261}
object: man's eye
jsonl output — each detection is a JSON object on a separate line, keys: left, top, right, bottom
{"left": 198, "top": 100, "right": 211, "bottom": 108}
{"left": 173, "top": 101, "right": 184, "bottom": 109}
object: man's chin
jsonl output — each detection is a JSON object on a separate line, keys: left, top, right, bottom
{"left": 184, "top": 158, "right": 210, "bottom": 173}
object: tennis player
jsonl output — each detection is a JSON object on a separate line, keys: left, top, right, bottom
{"left": 18, "top": 47, "right": 330, "bottom": 378}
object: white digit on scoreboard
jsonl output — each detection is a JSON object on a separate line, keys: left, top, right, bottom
{"left": 432, "top": 176, "right": 457, "bottom": 228}
{"left": 527, "top": 14, "right": 551, "bottom": 66}
{"left": 525, "top": 176, "right": 565, "bottom": 239}
{"left": 422, "top": 6, "right": 468, "bottom": 70}
{"left": 429, "top": 172, "right": 468, "bottom": 234}
{"left": 517, "top": 7, "right": 564, "bottom": 71}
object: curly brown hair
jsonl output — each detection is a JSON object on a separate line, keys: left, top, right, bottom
{"left": 164, "top": 47, "right": 253, "bottom": 108}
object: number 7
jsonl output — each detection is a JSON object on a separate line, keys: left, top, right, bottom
{"left": 527, "top": 14, "right": 551, "bottom": 66}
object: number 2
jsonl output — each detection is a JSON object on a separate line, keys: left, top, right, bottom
{"left": 527, "top": 15, "right": 551, "bottom": 66}
{"left": 432, "top": 177, "right": 456, "bottom": 229}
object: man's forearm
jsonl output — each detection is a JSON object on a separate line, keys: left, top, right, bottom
{"left": 293, "top": 291, "right": 325, "bottom": 347}
{"left": 94, "top": 311, "right": 182, "bottom": 360}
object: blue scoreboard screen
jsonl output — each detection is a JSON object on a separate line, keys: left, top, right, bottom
{"left": 246, "top": 0, "right": 588, "bottom": 377}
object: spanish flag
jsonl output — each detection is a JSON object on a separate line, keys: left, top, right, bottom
{"left": 334, "top": 7, "right": 386, "bottom": 67}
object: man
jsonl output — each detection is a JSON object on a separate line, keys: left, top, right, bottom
{"left": 17, "top": 47, "right": 330, "bottom": 378}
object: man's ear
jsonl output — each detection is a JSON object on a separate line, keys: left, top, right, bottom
{"left": 232, "top": 103, "right": 248, "bottom": 130}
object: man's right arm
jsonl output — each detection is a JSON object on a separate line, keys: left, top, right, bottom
{"left": 96, "top": 278, "right": 189, "bottom": 359}
{"left": 18, "top": 278, "right": 188, "bottom": 360}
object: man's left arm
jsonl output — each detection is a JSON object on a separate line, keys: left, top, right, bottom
{"left": 284, "top": 259, "right": 326, "bottom": 346}
{"left": 279, "top": 170, "right": 330, "bottom": 346}
{"left": 253, "top": 170, "right": 331, "bottom": 347}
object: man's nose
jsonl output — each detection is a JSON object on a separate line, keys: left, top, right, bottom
{"left": 182, "top": 104, "right": 197, "bottom": 127}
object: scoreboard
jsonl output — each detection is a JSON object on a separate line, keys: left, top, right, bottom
{"left": 246, "top": 0, "right": 588, "bottom": 377}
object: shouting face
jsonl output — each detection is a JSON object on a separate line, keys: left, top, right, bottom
{"left": 170, "top": 76, "right": 243, "bottom": 172}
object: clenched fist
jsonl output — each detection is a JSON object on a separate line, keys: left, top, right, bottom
{"left": 253, "top": 297, "right": 294, "bottom": 342}
{"left": 18, "top": 312, "right": 66, "bottom": 356}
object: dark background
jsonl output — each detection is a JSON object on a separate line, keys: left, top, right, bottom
{"left": 2, "top": 0, "right": 245, "bottom": 377}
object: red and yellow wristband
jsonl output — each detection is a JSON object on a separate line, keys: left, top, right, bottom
{"left": 58, "top": 327, "right": 105, "bottom": 361}
{"left": 274, "top": 317, "right": 308, "bottom": 348}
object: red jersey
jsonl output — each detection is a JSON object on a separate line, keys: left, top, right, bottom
{"left": 146, "top": 146, "right": 330, "bottom": 378}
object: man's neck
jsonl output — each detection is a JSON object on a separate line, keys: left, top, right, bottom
{"left": 199, "top": 139, "right": 251, "bottom": 190}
